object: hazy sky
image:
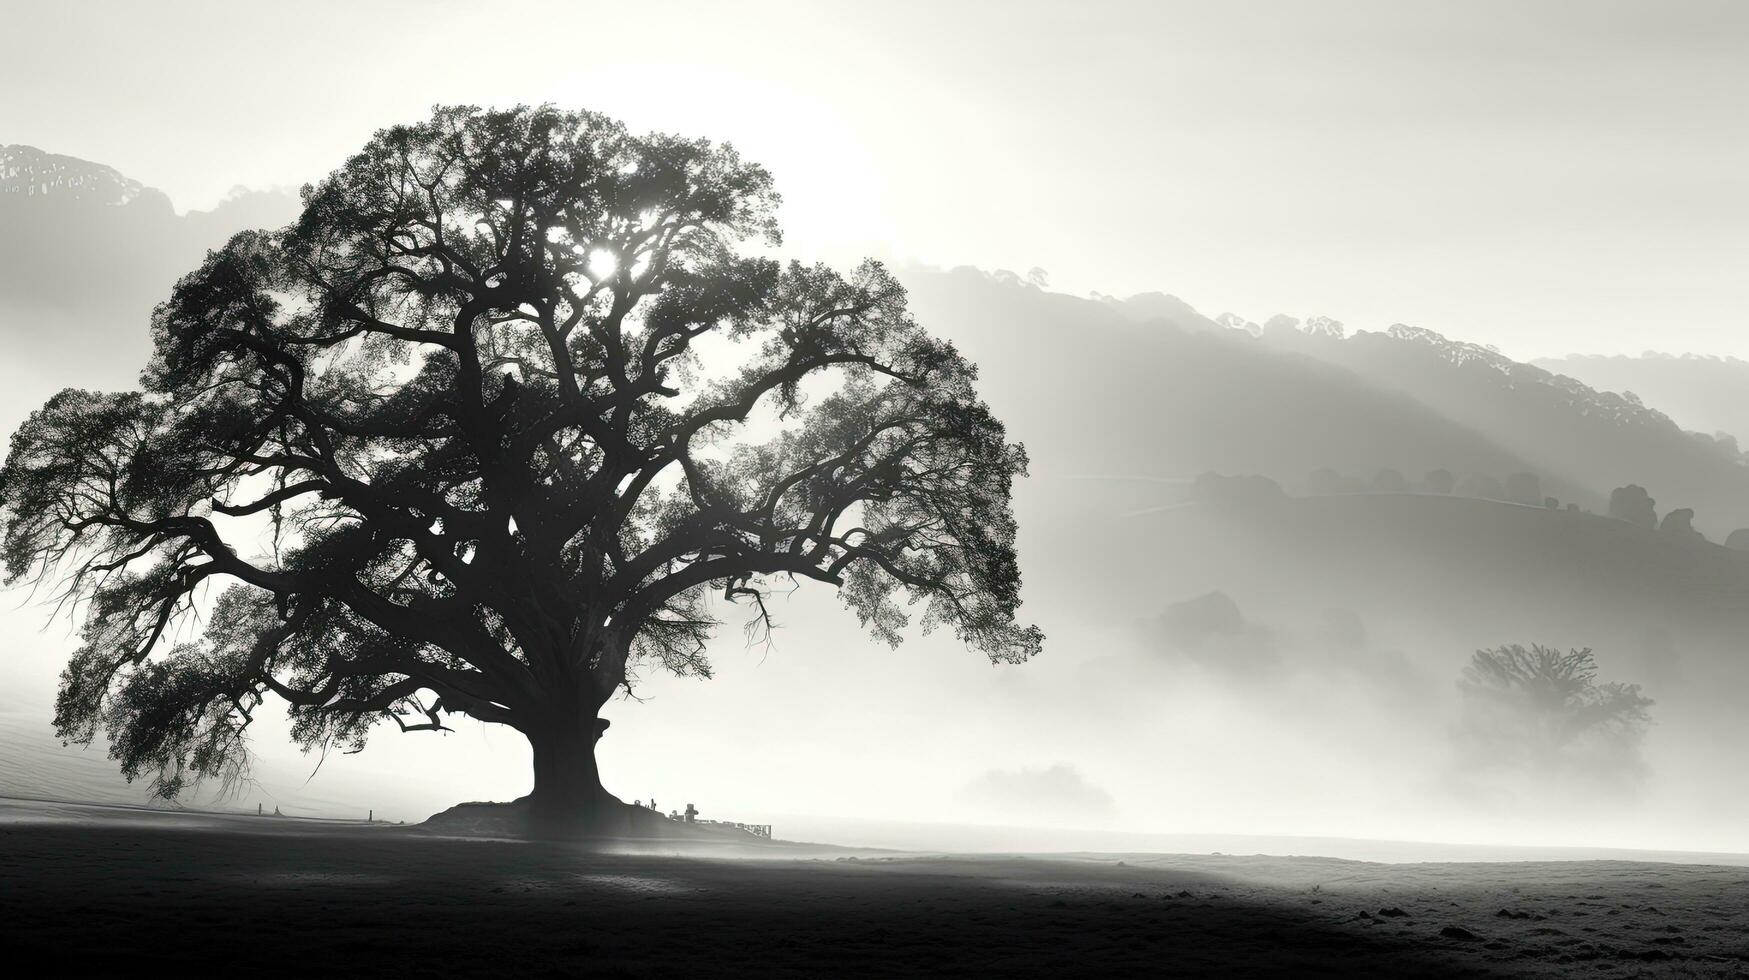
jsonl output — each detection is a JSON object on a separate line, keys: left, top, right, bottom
{"left": 5, "top": 0, "right": 1746, "bottom": 359}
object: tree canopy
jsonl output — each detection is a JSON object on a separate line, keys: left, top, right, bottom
{"left": 1457, "top": 644, "right": 1652, "bottom": 777}
{"left": 0, "top": 105, "right": 1041, "bottom": 805}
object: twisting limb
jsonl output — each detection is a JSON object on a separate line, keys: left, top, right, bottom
{"left": 0, "top": 105, "right": 1040, "bottom": 812}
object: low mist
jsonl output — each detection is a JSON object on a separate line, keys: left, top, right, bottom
{"left": 4, "top": 144, "right": 1748, "bottom": 861}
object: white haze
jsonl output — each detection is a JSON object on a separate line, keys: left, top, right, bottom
{"left": 5, "top": 1, "right": 1749, "bottom": 858}
{"left": 7, "top": 263, "right": 1749, "bottom": 856}
{"left": 5, "top": 0, "right": 1749, "bottom": 359}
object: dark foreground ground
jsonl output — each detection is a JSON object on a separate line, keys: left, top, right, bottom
{"left": 2, "top": 800, "right": 1746, "bottom": 978}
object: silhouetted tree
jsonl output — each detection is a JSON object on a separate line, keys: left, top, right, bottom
{"left": 1543, "top": 496, "right": 1559, "bottom": 510}
{"left": 1459, "top": 472, "right": 1505, "bottom": 501}
{"left": 0, "top": 106, "right": 1041, "bottom": 833}
{"left": 1160, "top": 590, "right": 1244, "bottom": 641}
{"left": 1156, "top": 591, "right": 1276, "bottom": 673}
{"left": 1422, "top": 468, "right": 1455, "bottom": 494}
{"left": 1726, "top": 528, "right": 1749, "bottom": 551}
{"left": 1607, "top": 484, "right": 1657, "bottom": 528}
{"left": 1213, "top": 312, "right": 1262, "bottom": 336}
{"left": 1658, "top": 507, "right": 1702, "bottom": 540}
{"left": 1505, "top": 471, "right": 1542, "bottom": 506}
{"left": 1262, "top": 314, "right": 1301, "bottom": 339}
{"left": 1458, "top": 644, "right": 1653, "bottom": 776}
{"left": 1371, "top": 468, "right": 1409, "bottom": 493}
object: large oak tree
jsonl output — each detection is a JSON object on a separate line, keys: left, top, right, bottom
{"left": 0, "top": 106, "right": 1041, "bottom": 833}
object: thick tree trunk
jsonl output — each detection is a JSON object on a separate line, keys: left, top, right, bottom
{"left": 525, "top": 710, "right": 620, "bottom": 837}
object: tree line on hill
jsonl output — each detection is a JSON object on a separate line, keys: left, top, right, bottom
{"left": 1190, "top": 469, "right": 1749, "bottom": 550}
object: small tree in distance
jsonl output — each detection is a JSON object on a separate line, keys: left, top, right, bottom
{"left": 1460, "top": 472, "right": 1505, "bottom": 501}
{"left": 0, "top": 105, "right": 1043, "bottom": 834}
{"left": 1504, "top": 471, "right": 1542, "bottom": 506}
{"left": 1607, "top": 484, "right": 1657, "bottom": 528}
{"left": 1371, "top": 468, "right": 1409, "bottom": 494}
{"left": 1457, "top": 644, "right": 1653, "bottom": 778}
{"left": 1659, "top": 507, "right": 1702, "bottom": 540}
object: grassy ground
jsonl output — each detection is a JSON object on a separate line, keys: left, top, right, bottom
{"left": 2, "top": 800, "right": 1746, "bottom": 977}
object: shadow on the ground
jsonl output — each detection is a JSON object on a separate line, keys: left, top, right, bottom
{"left": 0, "top": 814, "right": 1507, "bottom": 978}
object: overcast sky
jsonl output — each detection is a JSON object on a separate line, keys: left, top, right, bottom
{"left": 6, "top": 0, "right": 1747, "bottom": 358}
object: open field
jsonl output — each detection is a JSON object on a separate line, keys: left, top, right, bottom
{"left": 2, "top": 799, "right": 1746, "bottom": 977}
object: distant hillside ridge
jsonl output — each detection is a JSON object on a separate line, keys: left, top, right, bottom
{"left": 0, "top": 144, "right": 299, "bottom": 323}
{"left": 4, "top": 148, "right": 1744, "bottom": 537}
{"left": 1, "top": 144, "right": 148, "bottom": 204}
{"left": 1142, "top": 491, "right": 1749, "bottom": 687}
{"left": 1260, "top": 323, "right": 1749, "bottom": 538}
{"left": 1534, "top": 353, "right": 1749, "bottom": 450}
{"left": 901, "top": 266, "right": 1749, "bottom": 538}
{"left": 901, "top": 266, "right": 1596, "bottom": 514}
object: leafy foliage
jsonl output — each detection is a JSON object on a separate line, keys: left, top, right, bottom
{"left": 1457, "top": 644, "right": 1653, "bottom": 777}
{"left": 1, "top": 144, "right": 147, "bottom": 204}
{"left": 0, "top": 105, "right": 1041, "bottom": 798}
{"left": 1387, "top": 324, "right": 1738, "bottom": 453}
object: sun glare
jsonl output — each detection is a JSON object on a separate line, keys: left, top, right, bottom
{"left": 587, "top": 247, "right": 619, "bottom": 280}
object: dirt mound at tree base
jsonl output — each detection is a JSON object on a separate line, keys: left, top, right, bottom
{"left": 417, "top": 796, "right": 772, "bottom": 842}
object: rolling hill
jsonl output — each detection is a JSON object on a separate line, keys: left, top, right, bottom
{"left": 902, "top": 268, "right": 1749, "bottom": 538}
{"left": 1268, "top": 326, "right": 1749, "bottom": 539}
{"left": 902, "top": 267, "right": 1596, "bottom": 512}
{"left": 0, "top": 145, "right": 300, "bottom": 428}
{"left": 1535, "top": 353, "right": 1749, "bottom": 448}
{"left": 6, "top": 145, "right": 1736, "bottom": 540}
